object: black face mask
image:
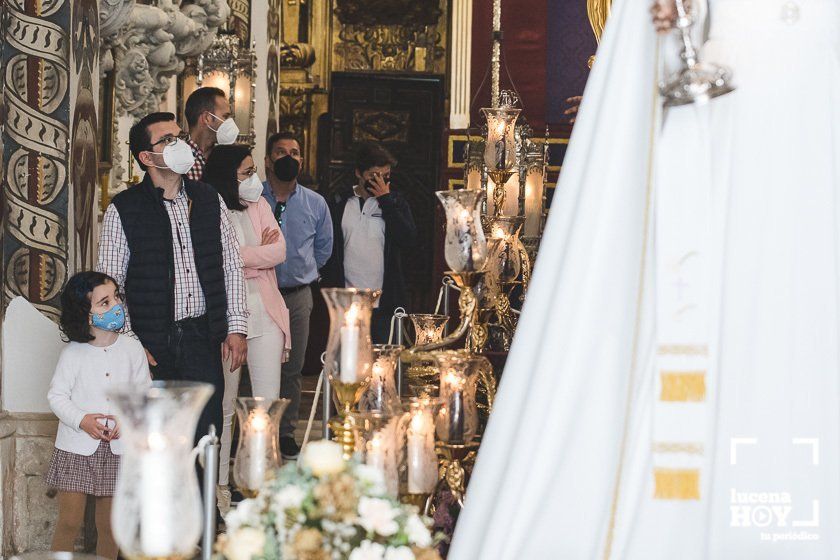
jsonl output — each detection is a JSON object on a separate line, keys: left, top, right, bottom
{"left": 273, "top": 155, "right": 300, "bottom": 182}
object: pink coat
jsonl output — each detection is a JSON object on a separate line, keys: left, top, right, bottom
{"left": 241, "top": 197, "right": 292, "bottom": 356}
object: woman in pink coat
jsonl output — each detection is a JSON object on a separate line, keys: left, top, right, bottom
{"left": 204, "top": 145, "right": 292, "bottom": 508}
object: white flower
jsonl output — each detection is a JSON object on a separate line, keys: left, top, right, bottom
{"left": 384, "top": 546, "right": 415, "bottom": 560}
{"left": 272, "top": 485, "right": 306, "bottom": 512}
{"left": 225, "top": 498, "right": 262, "bottom": 531}
{"left": 354, "top": 464, "right": 387, "bottom": 495}
{"left": 300, "top": 440, "right": 346, "bottom": 476}
{"left": 405, "top": 514, "right": 432, "bottom": 547}
{"left": 349, "top": 540, "right": 386, "bottom": 560}
{"left": 221, "top": 527, "right": 266, "bottom": 560}
{"left": 357, "top": 496, "right": 399, "bottom": 537}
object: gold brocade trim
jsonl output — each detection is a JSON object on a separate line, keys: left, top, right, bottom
{"left": 657, "top": 344, "right": 708, "bottom": 356}
{"left": 652, "top": 442, "right": 705, "bottom": 455}
{"left": 653, "top": 468, "right": 700, "bottom": 500}
{"left": 660, "top": 371, "right": 706, "bottom": 402}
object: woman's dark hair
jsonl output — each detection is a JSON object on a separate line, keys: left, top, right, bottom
{"left": 59, "top": 271, "right": 120, "bottom": 343}
{"left": 203, "top": 144, "right": 251, "bottom": 212}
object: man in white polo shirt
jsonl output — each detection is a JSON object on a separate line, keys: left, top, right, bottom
{"left": 322, "top": 142, "right": 417, "bottom": 343}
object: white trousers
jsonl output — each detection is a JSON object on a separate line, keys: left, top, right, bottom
{"left": 218, "top": 321, "right": 284, "bottom": 486}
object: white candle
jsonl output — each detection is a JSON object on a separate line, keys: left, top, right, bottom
{"left": 366, "top": 432, "right": 386, "bottom": 473}
{"left": 248, "top": 410, "right": 269, "bottom": 489}
{"left": 407, "top": 411, "right": 437, "bottom": 494}
{"left": 443, "top": 371, "right": 466, "bottom": 443}
{"left": 140, "top": 433, "right": 176, "bottom": 557}
{"left": 371, "top": 361, "right": 385, "bottom": 408}
{"left": 340, "top": 304, "right": 361, "bottom": 383}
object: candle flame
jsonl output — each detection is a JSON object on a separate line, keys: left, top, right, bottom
{"left": 250, "top": 409, "right": 269, "bottom": 431}
{"left": 147, "top": 432, "right": 168, "bottom": 451}
{"left": 410, "top": 411, "right": 429, "bottom": 432}
{"left": 345, "top": 303, "right": 361, "bottom": 326}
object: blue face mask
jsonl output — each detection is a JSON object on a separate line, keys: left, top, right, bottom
{"left": 91, "top": 303, "right": 126, "bottom": 332}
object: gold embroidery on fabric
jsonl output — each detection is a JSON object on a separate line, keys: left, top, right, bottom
{"left": 652, "top": 442, "right": 705, "bottom": 455}
{"left": 660, "top": 371, "right": 706, "bottom": 402}
{"left": 653, "top": 468, "right": 700, "bottom": 500}
{"left": 657, "top": 344, "right": 708, "bottom": 356}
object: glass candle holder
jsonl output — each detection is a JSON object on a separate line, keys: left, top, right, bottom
{"left": 356, "top": 412, "right": 403, "bottom": 497}
{"left": 404, "top": 397, "right": 442, "bottom": 496}
{"left": 481, "top": 106, "right": 521, "bottom": 171}
{"left": 433, "top": 351, "right": 480, "bottom": 445}
{"left": 436, "top": 189, "right": 488, "bottom": 273}
{"left": 359, "top": 344, "right": 403, "bottom": 414}
{"left": 232, "top": 397, "right": 289, "bottom": 497}
{"left": 488, "top": 215, "right": 525, "bottom": 283}
{"left": 108, "top": 381, "right": 213, "bottom": 560}
{"left": 409, "top": 313, "right": 449, "bottom": 346}
{"left": 322, "top": 287, "right": 378, "bottom": 392}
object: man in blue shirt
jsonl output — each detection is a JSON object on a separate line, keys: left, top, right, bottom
{"left": 262, "top": 132, "right": 333, "bottom": 458}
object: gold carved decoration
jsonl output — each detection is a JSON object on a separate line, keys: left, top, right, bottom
{"left": 352, "top": 109, "right": 410, "bottom": 143}
{"left": 586, "top": 0, "right": 612, "bottom": 67}
{"left": 229, "top": 0, "right": 251, "bottom": 43}
{"left": 332, "top": 0, "right": 447, "bottom": 73}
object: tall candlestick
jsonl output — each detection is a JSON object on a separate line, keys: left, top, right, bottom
{"left": 340, "top": 304, "right": 361, "bottom": 383}
{"left": 407, "top": 410, "right": 437, "bottom": 494}
{"left": 247, "top": 409, "right": 269, "bottom": 489}
{"left": 140, "top": 433, "right": 176, "bottom": 557}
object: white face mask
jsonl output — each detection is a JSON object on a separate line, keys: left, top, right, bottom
{"left": 238, "top": 173, "right": 263, "bottom": 202}
{"left": 148, "top": 139, "right": 196, "bottom": 175}
{"left": 209, "top": 113, "right": 240, "bottom": 145}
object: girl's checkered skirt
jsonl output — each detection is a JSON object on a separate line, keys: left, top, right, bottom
{"left": 45, "top": 441, "right": 120, "bottom": 496}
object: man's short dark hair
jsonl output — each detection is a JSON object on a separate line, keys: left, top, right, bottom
{"left": 266, "top": 131, "right": 302, "bottom": 156}
{"left": 185, "top": 87, "right": 226, "bottom": 128}
{"left": 129, "top": 112, "right": 176, "bottom": 171}
{"left": 354, "top": 142, "right": 397, "bottom": 172}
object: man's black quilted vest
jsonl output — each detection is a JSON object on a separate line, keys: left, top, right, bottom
{"left": 111, "top": 175, "right": 228, "bottom": 353}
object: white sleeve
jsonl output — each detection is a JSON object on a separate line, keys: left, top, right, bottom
{"left": 126, "top": 336, "right": 153, "bottom": 389}
{"left": 47, "top": 348, "right": 86, "bottom": 431}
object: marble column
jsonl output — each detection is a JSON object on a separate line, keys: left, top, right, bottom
{"left": 450, "top": 0, "right": 473, "bottom": 130}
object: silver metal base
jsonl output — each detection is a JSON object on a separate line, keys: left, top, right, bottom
{"left": 660, "top": 62, "right": 735, "bottom": 107}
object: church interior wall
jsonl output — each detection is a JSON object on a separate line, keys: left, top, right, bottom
{"left": 0, "top": 0, "right": 599, "bottom": 555}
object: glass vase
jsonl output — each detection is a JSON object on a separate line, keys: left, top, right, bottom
{"left": 108, "top": 381, "right": 213, "bottom": 560}
{"left": 409, "top": 313, "right": 449, "bottom": 346}
{"left": 433, "top": 351, "right": 480, "bottom": 445}
{"left": 436, "top": 189, "right": 488, "bottom": 273}
{"left": 232, "top": 397, "right": 289, "bottom": 497}
{"left": 359, "top": 344, "right": 403, "bottom": 414}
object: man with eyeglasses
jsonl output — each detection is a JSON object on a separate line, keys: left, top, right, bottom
{"left": 183, "top": 87, "right": 240, "bottom": 181}
{"left": 261, "top": 131, "right": 333, "bottom": 459}
{"left": 97, "top": 112, "right": 248, "bottom": 459}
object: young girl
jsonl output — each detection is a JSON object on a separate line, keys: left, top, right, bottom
{"left": 47, "top": 271, "right": 151, "bottom": 558}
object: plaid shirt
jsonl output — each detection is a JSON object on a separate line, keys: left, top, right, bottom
{"left": 97, "top": 185, "right": 248, "bottom": 336}
{"left": 185, "top": 137, "right": 206, "bottom": 181}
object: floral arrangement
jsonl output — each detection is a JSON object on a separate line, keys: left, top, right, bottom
{"left": 217, "top": 440, "right": 442, "bottom": 560}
